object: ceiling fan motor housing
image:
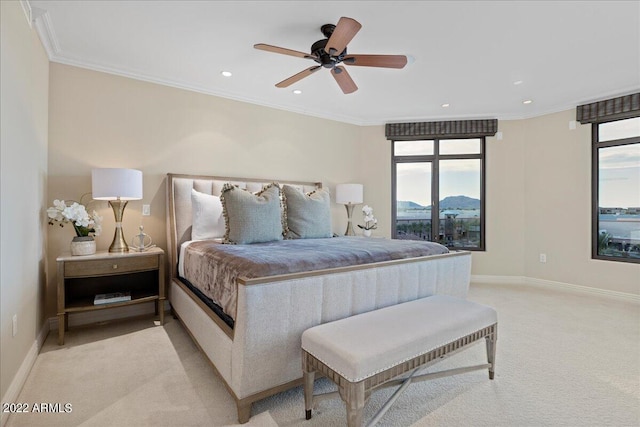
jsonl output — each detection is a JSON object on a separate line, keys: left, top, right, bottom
{"left": 311, "top": 38, "right": 346, "bottom": 68}
{"left": 311, "top": 23, "right": 347, "bottom": 68}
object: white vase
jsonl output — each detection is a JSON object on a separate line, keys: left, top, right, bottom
{"left": 363, "top": 229, "right": 372, "bottom": 237}
{"left": 70, "top": 236, "right": 96, "bottom": 256}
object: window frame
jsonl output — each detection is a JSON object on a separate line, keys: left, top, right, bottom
{"left": 391, "top": 137, "right": 486, "bottom": 251}
{"left": 591, "top": 119, "right": 640, "bottom": 264}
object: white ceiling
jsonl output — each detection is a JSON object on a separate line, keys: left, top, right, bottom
{"left": 27, "top": 1, "right": 640, "bottom": 125}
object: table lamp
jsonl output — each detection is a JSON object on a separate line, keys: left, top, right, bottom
{"left": 335, "top": 183, "right": 363, "bottom": 236}
{"left": 92, "top": 168, "right": 143, "bottom": 252}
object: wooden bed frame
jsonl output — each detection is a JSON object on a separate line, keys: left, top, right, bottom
{"left": 165, "top": 173, "right": 472, "bottom": 423}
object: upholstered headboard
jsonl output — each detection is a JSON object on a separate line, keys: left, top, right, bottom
{"left": 165, "top": 173, "right": 322, "bottom": 279}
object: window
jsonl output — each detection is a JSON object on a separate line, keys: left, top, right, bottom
{"left": 592, "top": 116, "right": 640, "bottom": 263}
{"left": 392, "top": 138, "right": 485, "bottom": 250}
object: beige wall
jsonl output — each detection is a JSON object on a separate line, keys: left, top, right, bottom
{"left": 473, "top": 119, "right": 527, "bottom": 277}
{"left": 0, "top": 1, "right": 50, "bottom": 401}
{"left": 522, "top": 110, "right": 639, "bottom": 294}
{"left": 358, "top": 125, "right": 392, "bottom": 237}
{"left": 46, "top": 63, "right": 365, "bottom": 318}
{"left": 46, "top": 63, "right": 639, "bottom": 325}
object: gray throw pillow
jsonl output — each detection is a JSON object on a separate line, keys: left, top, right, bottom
{"left": 221, "top": 183, "right": 285, "bottom": 244}
{"left": 282, "top": 185, "right": 332, "bottom": 239}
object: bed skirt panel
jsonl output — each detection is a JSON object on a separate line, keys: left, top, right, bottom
{"left": 170, "top": 280, "right": 234, "bottom": 383}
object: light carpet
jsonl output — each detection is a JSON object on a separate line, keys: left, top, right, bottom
{"left": 6, "top": 282, "right": 639, "bottom": 427}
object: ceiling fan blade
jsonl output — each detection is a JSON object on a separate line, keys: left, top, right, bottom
{"left": 326, "top": 17, "right": 362, "bottom": 56}
{"left": 276, "top": 66, "right": 321, "bottom": 88}
{"left": 331, "top": 66, "right": 358, "bottom": 94}
{"left": 343, "top": 54, "right": 408, "bottom": 69}
{"left": 254, "top": 43, "right": 317, "bottom": 60}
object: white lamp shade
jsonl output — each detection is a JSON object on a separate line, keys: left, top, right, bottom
{"left": 335, "top": 183, "right": 363, "bottom": 204}
{"left": 92, "top": 168, "right": 143, "bottom": 200}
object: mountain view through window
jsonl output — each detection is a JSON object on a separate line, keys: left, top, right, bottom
{"left": 393, "top": 138, "right": 485, "bottom": 250}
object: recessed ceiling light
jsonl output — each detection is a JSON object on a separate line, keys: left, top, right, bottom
{"left": 441, "top": 103, "right": 450, "bottom": 108}
{"left": 292, "top": 89, "right": 302, "bottom": 95}
{"left": 523, "top": 99, "right": 533, "bottom": 104}
{"left": 513, "top": 80, "right": 523, "bottom": 85}
{"left": 221, "top": 71, "right": 232, "bottom": 77}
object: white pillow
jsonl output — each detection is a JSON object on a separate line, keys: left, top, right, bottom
{"left": 191, "top": 189, "right": 225, "bottom": 240}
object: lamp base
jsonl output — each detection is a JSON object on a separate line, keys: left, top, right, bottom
{"left": 344, "top": 203, "right": 356, "bottom": 236}
{"left": 108, "top": 200, "right": 130, "bottom": 253}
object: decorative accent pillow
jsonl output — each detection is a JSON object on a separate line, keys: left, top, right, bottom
{"left": 220, "top": 183, "right": 285, "bottom": 244}
{"left": 282, "top": 185, "right": 332, "bottom": 239}
{"left": 191, "top": 189, "right": 225, "bottom": 240}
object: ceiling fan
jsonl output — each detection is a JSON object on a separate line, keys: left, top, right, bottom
{"left": 254, "top": 17, "right": 408, "bottom": 94}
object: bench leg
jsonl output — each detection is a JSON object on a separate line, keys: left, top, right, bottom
{"left": 303, "top": 368, "right": 315, "bottom": 420}
{"left": 486, "top": 330, "right": 497, "bottom": 380}
{"left": 343, "top": 381, "right": 366, "bottom": 427}
{"left": 237, "top": 400, "right": 251, "bottom": 424}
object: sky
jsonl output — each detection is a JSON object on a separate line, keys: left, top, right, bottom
{"left": 599, "top": 144, "right": 640, "bottom": 208}
{"left": 395, "top": 139, "right": 482, "bottom": 207}
{"left": 396, "top": 160, "right": 480, "bottom": 207}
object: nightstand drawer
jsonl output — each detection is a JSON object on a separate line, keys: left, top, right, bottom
{"left": 64, "top": 255, "right": 159, "bottom": 278}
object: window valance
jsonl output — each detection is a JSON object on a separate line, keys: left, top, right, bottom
{"left": 385, "top": 119, "right": 498, "bottom": 140}
{"left": 576, "top": 92, "right": 639, "bottom": 124}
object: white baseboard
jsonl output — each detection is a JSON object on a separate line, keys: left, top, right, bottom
{"left": 524, "top": 277, "right": 640, "bottom": 303}
{"left": 0, "top": 322, "right": 49, "bottom": 427}
{"left": 2, "top": 301, "right": 170, "bottom": 427}
{"left": 471, "top": 275, "right": 525, "bottom": 285}
{"left": 472, "top": 275, "right": 639, "bottom": 303}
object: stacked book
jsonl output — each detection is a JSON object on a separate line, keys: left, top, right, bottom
{"left": 94, "top": 292, "right": 131, "bottom": 305}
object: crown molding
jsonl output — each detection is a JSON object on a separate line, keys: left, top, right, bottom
{"left": 49, "top": 54, "right": 369, "bottom": 125}
{"left": 29, "top": 3, "right": 59, "bottom": 59}
{"left": 42, "top": 54, "right": 640, "bottom": 127}
{"left": 20, "top": 1, "right": 640, "bottom": 127}
{"left": 19, "top": 0, "right": 32, "bottom": 28}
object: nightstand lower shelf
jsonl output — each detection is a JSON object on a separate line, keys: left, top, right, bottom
{"left": 65, "top": 294, "right": 160, "bottom": 312}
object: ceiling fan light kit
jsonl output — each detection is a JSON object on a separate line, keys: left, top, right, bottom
{"left": 254, "top": 17, "right": 407, "bottom": 94}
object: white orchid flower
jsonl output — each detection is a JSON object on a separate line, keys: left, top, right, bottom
{"left": 358, "top": 204, "right": 378, "bottom": 231}
{"left": 48, "top": 197, "right": 100, "bottom": 237}
{"left": 47, "top": 207, "right": 64, "bottom": 221}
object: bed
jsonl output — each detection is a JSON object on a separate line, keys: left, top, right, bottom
{"left": 166, "top": 173, "right": 472, "bottom": 423}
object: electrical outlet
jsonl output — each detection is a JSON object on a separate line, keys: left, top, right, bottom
{"left": 12, "top": 314, "right": 17, "bottom": 337}
{"left": 142, "top": 204, "right": 151, "bottom": 216}
{"left": 539, "top": 253, "right": 547, "bottom": 263}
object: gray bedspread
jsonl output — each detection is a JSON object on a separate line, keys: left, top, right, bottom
{"left": 182, "top": 236, "right": 449, "bottom": 321}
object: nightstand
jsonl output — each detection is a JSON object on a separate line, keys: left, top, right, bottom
{"left": 56, "top": 247, "right": 165, "bottom": 345}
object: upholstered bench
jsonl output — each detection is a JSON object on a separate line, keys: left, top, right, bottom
{"left": 301, "top": 295, "right": 497, "bottom": 427}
